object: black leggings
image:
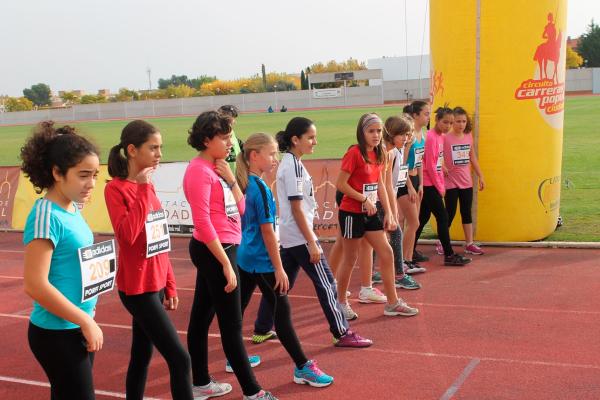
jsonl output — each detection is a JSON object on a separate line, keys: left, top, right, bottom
{"left": 239, "top": 268, "right": 308, "bottom": 369}
{"left": 415, "top": 186, "right": 454, "bottom": 256}
{"left": 119, "top": 290, "right": 193, "bottom": 400}
{"left": 444, "top": 187, "right": 473, "bottom": 226}
{"left": 28, "top": 322, "right": 95, "bottom": 400}
{"left": 187, "top": 238, "right": 261, "bottom": 396}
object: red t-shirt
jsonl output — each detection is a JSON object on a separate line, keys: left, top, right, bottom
{"left": 339, "top": 145, "right": 383, "bottom": 213}
{"left": 104, "top": 179, "right": 176, "bottom": 298}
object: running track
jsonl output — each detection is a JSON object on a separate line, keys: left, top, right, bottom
{"left": 1, "top": 232, "right": 599, "bottom": 399}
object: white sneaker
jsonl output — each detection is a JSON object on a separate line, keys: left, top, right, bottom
{"left": 339, "top": 302, "right": 358, "bottom": 320}
{"left": 358, "top": 287, "right": 387, "bottom": 304}
{"left": 383, "top": 299, "right": 419, "bottom": 317}
{"left": 193, "top": 379, "right": 233, "bottom": 399}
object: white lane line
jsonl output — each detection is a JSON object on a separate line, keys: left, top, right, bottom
{"left": 0, "top": 375, "right": 163, "bottom": 399}
{"left": 1, "top": 313, "right": 599, "bottom": 371}
{"left": 439, "top": 358, "right": 480, "bottom": 400}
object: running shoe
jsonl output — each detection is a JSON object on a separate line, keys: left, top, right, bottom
{"left": 358, "top": 287, "right": 387, "bottom": 304}
{"left": 339, "top": 302, "right": 358, "bottom": 320}
{"left": 372, "top": 271, "right": 383, "bottom": 284}
{"left": 193, "top": 378, "right": 232, "bottom": 399}
{"left": 333, "top": 330, "right": 373, "bottom": 348}
{"left": 395, "top": 274, "right": 421, "bottom": 290}
{"left": 444, "top": 253, "right": 472, "bottom": 266}
{"left": 251, "top": 330, "right": 277, "bottom": 344}
{"left": 243, "top": 390, "right": 278, "bottom": 400}
{"left": 225, "top": 355, "right": 261, "bottom": 373}
{"left": 404, "top": 261, "right": 427, "bottom": 274}
{"left": 435, "top": 240, "right": 444, "bottom": 255}
{"left": 412, "top": 249, "right": 429, "bottom": 262}
{"left": 293, "top": 360, "right": 334, "bottom": 387}
{"left": 465, "top": 243, "right": 484, "bottom": 255}
{"left": 383, "top": 299, "right": 419, "bottom": 317}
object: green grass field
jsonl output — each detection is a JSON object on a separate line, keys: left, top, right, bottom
{"left": 1, "top": 97, "right": 598, "bottom": 241}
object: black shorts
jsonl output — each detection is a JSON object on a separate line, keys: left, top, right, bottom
{"left": 409, "top": 174, "right": 420, "bottom": 189}
{"left": 335, "top": 190, "right": 344, "bottom": 207}
{"left": 338, "top": 209, "right": 383, "bottom": 239}
{"left": 397, "top": 185, "right": 409, "bottom": 198}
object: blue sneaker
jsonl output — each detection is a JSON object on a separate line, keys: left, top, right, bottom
{"left": 293, "top": 360, "right": 333, "bottom": 387}
{"left": 225, "top": 355, "right": 261, "bottom": 373}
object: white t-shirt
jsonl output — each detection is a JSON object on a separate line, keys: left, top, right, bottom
{"left": 391, "top": 147, "right": 409, "bottom": 189}
{"left": 277, "top": 152, "right": 317, "bottom": 248}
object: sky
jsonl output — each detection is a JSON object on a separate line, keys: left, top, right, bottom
{"left": 1, "top": 0, "right": 598, "bottom": 97}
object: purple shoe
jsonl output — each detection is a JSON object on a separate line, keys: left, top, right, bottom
{"left": 334, "top": 330, "right": 373, "bottom": 348}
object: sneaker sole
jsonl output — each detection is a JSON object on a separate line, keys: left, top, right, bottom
{"left": 464, "top": 250, "right": 484, "bottom": 255}
{"left": 251, "top": 334, "right": 277, "bottom": 344}
{"left": 383, "top": 309, "right": 419, "bottom": 317}
{"left": 358, "top": 297, "right": 387, "bottom": 304}
{"left": 344, "top": 314, "right": 358, "bottom": 321}
{"left": 334, "top": 341, "right": 373, "bottom": 348}
{"left": 225, "top": 359, "right": 261, "bottom": 373}
{"left": 293, "top": 376, "right": 333, "bottom": 387}
{"left": 396, "top": 284, "right": 421, "bottom": 290}
{"left": 195, "top": 386, "right": 233, "bottom": 398}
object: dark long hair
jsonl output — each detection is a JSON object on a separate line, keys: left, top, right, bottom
{"left": 453, "top": 106, "right": 473, "bottom": 134}
{"left": 187, "top": 111, "right": 234, "bottom": 151}
{"left": 20, "top": 121, "right": 99, "bottom": 193}
{"left": 107, "top": 120, "right": 159, "bottom": 179}
{"left": 275, "top": 117, "right": 314, "bottom": 152}
{"left": 356, "top": 113, "right": 385, "bottom": 165}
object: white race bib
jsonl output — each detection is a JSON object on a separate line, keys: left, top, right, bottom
{"left": 452, "top": 144, "right": 471, "bottom": 165}
{"left": 396, "top": 165, "right": 409, "bottom": 188}
{"left": 414, "top": 147, "right": 425, "bottom": 168}
{"left": 78, "top": 239, "right": 117, "bottom": 302}
{"left": 362, "top": 183, "right": 378, "bottom": 212}
{"left": 436, "top": 150, "right": 444, "bottom": 172}
{"left": 145, "top": 209, "right": 171, "bottom": 258}
{"left": 220, "top": 179, "right": 239, "bottom": 217}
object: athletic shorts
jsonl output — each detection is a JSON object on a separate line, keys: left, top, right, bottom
{"left": 397, "top": 185, "right": 409, "bottom": 198}
{"left": 335, "top": 190, "right": 344, "bottom": 207}
{"left": 409, "top": 174, "right": 420, "bottom": 190}
{"left": 338, "top": 209, "right": 383, "bottom": 239}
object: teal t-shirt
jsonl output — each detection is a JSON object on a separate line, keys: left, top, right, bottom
{"left": 407, "top": 131, "right": 426, "bottom": 170}
{"left": 238, "top": 175, "right": 277, "bottom": 274}
{"left": 23, "top": 198, "right": 96, "bottom": 330}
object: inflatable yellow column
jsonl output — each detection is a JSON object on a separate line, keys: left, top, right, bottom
{"left": 430, "top": 0, "right": 567, "bottom": 241}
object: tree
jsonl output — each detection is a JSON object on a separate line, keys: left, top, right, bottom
{"left": 577, "top": 20, "right": 600, "bottom": 67}
{"left": 114, "top": 88, "right": 139, "bottom": 102}
{"left": 5, "top": 97, "right": 34, "bottom": 112}
{"left": 189, "top": 75, "right": 217, "bottom": 88}
{"left": 158, "top": 74, "right": 217, "bottom": 89}
{"left": 566, "top": 47, "right": 584, "bottom": 69}
{"left": 261, "top": 64, "right": 267, "bottom": 90}
{"left": 60, "top": 91, "right": 80, "bottom": 105}
{"left": 300, "top": 70, "right": 308, "bottom": 90}
{"left": 165, "top": 84, "right": 195, "bottom": 98}
{"left": 23, "top": 83, "right": 52, "bottom": 106}
{"left": 80, "top": 94, "right": 107, "bottom": 104}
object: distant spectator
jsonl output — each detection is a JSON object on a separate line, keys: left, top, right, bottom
{"left": 280, "top": 105, "right": 288, "bottom": 112}
{"left": 267, "top": 106, "right": 274, "bottom": 113}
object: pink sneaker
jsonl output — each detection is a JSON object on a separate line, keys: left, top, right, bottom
{"left": 465, "top": 243, "right": 484, "bottom": 255}
{"left": 435, "top": 240, "right": 444, "bottom": 255}
{"left": 334, "top": 330, "right": 373, "bottom": 348}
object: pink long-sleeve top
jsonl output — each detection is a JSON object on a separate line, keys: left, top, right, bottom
{"left": 422, "top": 129, "right": 446, "bottom": 195}
{"left": 183, "top": 156, "right": 245, "bottom": 244}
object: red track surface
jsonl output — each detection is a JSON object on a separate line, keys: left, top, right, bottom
{"left": 1, "top": 231, "right": 599, "bottom": 399}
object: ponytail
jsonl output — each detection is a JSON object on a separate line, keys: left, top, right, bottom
{"left": 20, "top": 121, "right": 98, "bottom": 193}
{"left": 236, "top": 133, "right": 277, "bottom": 193}
{"left": 107, "top": 120, "right": 158, "bottom": 179}
{"left": 235, "top": 151, "right": 251, "bottom": 193}
{"left": 276, "top": 117, "right": 314, "bottom": 152}
{"left": 403, "top": 100, "right": 427, "bottom": 117}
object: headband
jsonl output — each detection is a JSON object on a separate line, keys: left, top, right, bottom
{"left": 362, "top": 114, "right": 382, "bottom": 131}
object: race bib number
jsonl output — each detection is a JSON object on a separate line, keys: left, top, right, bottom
{"left": 145, "top": 209, "right": 171, "bottom": 258}
{"left": 220, "top": 179, "right": 239, "bottom": 217}
{"left": 362, "top": 183, "right": 378, "bottom": 212}
{"left": 414, "top": 147, "right": 425, "bottom": 168}
{"left": 452, "top": 144, "right": 471, "bottom": 165}
{"left": 396, "top": 165, "right": 409, "bottom": 188}
{"left": 79, "top": 240, "right": 117, "bottom": 302}
{"left": 436, "top": 151, "right": 444, "bottom": 172}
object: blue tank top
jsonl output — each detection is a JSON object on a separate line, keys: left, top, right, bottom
{"left": 407, "top": 132, "right": 426, "bottom": 170}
